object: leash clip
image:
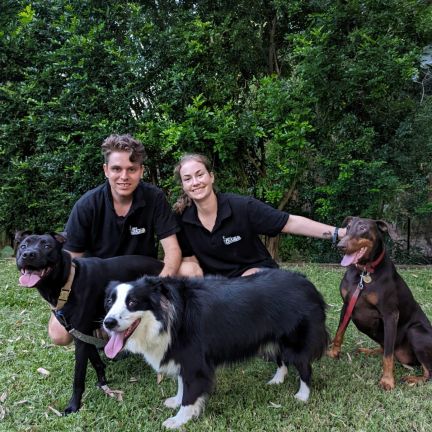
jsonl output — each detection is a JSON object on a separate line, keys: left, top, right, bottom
{"left": 358, "top": 270, "right": 368, "bottom": 290}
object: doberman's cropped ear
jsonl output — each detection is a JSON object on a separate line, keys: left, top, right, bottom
{"left": 341, "top": 217, "right": 353, "bottom": 228}
{"left": 375, "top": 220, "right": 396, "bottom": 239}
{"left": 14, "top": 230, "right": 32, "bottom": 244}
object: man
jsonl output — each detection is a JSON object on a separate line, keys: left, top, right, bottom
{"left": 49, "top": 134, "right": 181, "bottom": 345}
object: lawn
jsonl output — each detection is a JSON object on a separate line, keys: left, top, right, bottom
{"left": 0, "top": 258, "right": 431, "bottom": 432}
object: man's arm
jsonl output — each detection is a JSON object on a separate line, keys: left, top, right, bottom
{"left": 159, "top": 234, "right": 182, "bottom": 276}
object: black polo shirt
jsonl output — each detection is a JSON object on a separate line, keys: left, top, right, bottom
{"left": 177, "top": 192, "right": 289, "bottom": 277}
{"left": 64, "top": 181, "right": 179, "bottom": 258}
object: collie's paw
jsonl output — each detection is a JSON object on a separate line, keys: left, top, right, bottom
{"left": 294, "top": 392, "right": 309, "bottom": 402}
{"left": 267, "top": 364, "right": 288, "bottom": 385}
{"left": 162, "top": 415, "right": 187, "bottom": 429}
{"left": 164, "top": 396, "right": 181, "bottom": 409}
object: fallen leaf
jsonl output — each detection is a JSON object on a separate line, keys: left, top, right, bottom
{"left": 268, "top": 402, "right": 282, "bottom": 408}
{"left": 347, "top": 352, "right": 352, "bottom": 363}
{"left": 48, "top": 406, "right": 62, "bottom": 417}
{"left": 100, "top": 385, "right": 124, "bottom": 401}
{"left": 15, "top": 400, "right": 29, "bottom": 405}
{"left": 37, "top": 367, "right": 50, "bottom": 376}
{"left": 0, "top": 405, "right": 6, "bottom": 420}
{"left": 157, "top": 373, "right": 164, "bottom": 384}
{"left": 129, "top": 377, "right": 138, "bottom": 383}
{"left": 0, "top": 392, "right": 7, "bottom": 403}
{"left": 402, "top": 364, "right": 414, "bottom": 371}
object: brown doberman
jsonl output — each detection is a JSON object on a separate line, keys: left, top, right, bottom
{"left": 328, "top": 216, "right": 432, "bottom": 390}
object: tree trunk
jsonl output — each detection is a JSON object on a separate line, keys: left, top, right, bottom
{"left": 266, "top": 180, "right": 298, "bottom": 260}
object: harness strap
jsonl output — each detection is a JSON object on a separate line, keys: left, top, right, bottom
{"left": 50, "top": 262, "right": 107, "bottom": 348}
{"left": 54, "top": 310, "right": 107, "bottom": 347}
{"left": 69, "top": 329, "right": 107, "bottom": 348}
{"left": 51, "top": 262, "right": 76, "bottom": 311}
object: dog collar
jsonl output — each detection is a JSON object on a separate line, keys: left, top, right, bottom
{"left": 51, "top": 262, "right": 76, "bottom": 311}
{"left": 356, "top": 248, "right": 385, "bottom": 274}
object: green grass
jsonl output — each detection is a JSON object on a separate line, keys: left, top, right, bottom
{"left": 0, "top": 259, "right": 431, "bottom": 431}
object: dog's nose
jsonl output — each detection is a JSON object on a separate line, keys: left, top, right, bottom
{"left": 103, "top": 317, "right": 118, "bottom": 330}
{"left": 22, "top": 251, "right": 36, "bottom": 260}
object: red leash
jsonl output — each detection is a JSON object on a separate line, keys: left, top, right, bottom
{"left": 339, "top": 248, "right": 386, "bottom": 333}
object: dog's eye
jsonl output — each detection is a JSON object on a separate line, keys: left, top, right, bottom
{"left": 128, "top": 299, "right": 137, "bottom": 308}
{"left": 105, "top": 298, "right": 113, "bottom": 308}
{"left": 20, "top": 244, "right": 26, "bottom": 249}
{"left": 359, "top": 225, "right": 367, "bottom": 231}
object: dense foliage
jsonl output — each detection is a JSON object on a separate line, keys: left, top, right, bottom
{"left": 1, "top": 0, "right": 431, "bottom": 261}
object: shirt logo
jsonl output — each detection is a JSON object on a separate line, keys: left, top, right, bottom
{"left": 222, "top": 235, "right": 242, "bottom": 245}
{"left": 130, "top": 226, "right": 146, "bottom": 235}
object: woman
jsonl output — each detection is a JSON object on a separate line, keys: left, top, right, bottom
{"left": 174, "top": 153, "right": 346, "bottom": 277}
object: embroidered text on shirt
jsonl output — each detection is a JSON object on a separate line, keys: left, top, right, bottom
{"left": 130, "top": 227, "right": 146, "bottom": 235}
{"left": 223, "top": 235, "right": 242, "bottom": 245}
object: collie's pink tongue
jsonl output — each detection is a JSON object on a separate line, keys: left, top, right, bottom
{"left": 19, "top": 270, "right": 42, "bottom": 287}
{"left": 104, "top": 331, "right": 126, "bottom": 359}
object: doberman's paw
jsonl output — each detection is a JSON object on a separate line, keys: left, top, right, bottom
{"left": 379, "top": 376, "right": 395, "bottom": 390}
{"left": 327, "top": 348, "right": 341, "bottom": 359}
{"left": 401, "top": 375, "right": 427, "bottom": 385}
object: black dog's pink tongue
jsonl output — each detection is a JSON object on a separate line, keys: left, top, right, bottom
{"left": 19, "top": 270, "right": 42, "bottom": 287}
{"left": 104, "top": 331, "right": 126, "bottom": 359}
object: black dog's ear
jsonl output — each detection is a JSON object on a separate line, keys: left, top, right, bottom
{"left": 341, "top": 217, "right": 353, "bottom": 228}
{"left": 15, "top": 230, "right": 32, "bottom": 244}
{"left": 50, "top": 232, "right": 67, "bottom": 245}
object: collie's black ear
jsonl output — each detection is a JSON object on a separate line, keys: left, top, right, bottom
{"left": 341, "top": 217, "right": 353, "bottom": 228}
{"left": 104, "top": 281, "right": 120, "bottom": 311}
{"left": 105, "top": 280, "right": 120, "bottom": 293}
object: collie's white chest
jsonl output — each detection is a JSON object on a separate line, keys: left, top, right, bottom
{"left": 125, "top": 321, "right": 179, "bottom": 376}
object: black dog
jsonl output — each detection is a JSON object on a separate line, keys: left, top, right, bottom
{"left": 15, "top": 232, "right": 163, "bottom": 414}
{"left": 328, "top": 217, "right": 432, "bottom": 389}
{"left": 103, "top": 270, "right": 329, "bottom": 429}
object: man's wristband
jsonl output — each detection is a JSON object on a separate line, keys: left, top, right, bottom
{"left": 332, "top": 227, "right": 339, "bottom": 245}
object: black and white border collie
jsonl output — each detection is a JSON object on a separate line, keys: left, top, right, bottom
{"left": 103, "top": 269, "right": 329, "bottom": 429}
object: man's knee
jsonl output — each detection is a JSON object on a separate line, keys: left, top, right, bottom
{"left": 177, "top": 261, "right": 204, "bottom": 278}
{"left": 48, "top": 314, "right": 73, "bottom": 346}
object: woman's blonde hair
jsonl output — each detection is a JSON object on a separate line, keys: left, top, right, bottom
{"left": 173, "top": 153, "right": 213, "bottom": 214}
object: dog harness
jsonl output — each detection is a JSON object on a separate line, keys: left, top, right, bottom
{"left": 52, "top": 262, "right": 107, "bottom": 348}
{"left": 339, "top": 248, "right": 386, "bottom": 333}
{"left": 51, "top": 262, "right": 76, "bottom": 311}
